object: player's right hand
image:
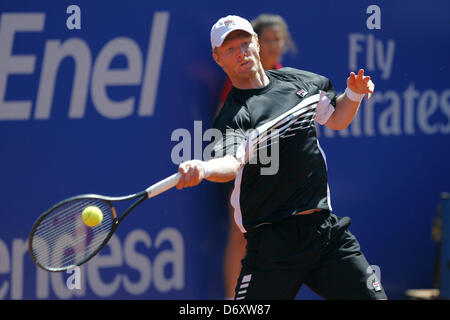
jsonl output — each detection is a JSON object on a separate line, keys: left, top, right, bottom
{"left": 176, "top": 161, "right": 205, "bottom": 190}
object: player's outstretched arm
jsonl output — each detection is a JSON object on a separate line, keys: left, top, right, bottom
{"left": 325, "top": 69, "right": 374, "bottom": 130}
{"left": 176, "top": 155, "right": 241, "bottom": 189}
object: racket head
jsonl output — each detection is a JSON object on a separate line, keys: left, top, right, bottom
{"left": 28, "top": 195, "right": 118, "bottom": 272}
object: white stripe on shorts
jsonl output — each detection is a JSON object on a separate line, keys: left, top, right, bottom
{"left": 235, "top": 274, "right": 252, "bottom": 300}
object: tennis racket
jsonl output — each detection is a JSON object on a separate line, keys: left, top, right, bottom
{"left": 28, "top": 172, "right": 181, "bottom": 272}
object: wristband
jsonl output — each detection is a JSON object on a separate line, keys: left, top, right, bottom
{"left": 191, "top": 160, "right": 212, "bottom": 178}
{"left": 345, "top": 87, "right": 365, "bottom": 102}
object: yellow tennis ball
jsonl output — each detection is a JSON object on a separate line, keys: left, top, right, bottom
{"left": 82, "top": 206, "right": 103, "bottom": 227}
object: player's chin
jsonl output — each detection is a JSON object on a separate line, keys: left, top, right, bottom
{"left": 236, "top": 67, "right": 255, "bottom": 78}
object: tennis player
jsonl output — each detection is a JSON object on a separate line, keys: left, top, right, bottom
{"left": 176, "top": 15, "right": 387, "bottom": 300}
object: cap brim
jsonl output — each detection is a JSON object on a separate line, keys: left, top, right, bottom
{"left": 215, "top": 28, "right": 255, "bottom": 48}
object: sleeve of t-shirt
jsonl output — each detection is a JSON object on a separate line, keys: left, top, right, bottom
{"left": 314, "top": 75, "right": 337, "bottom": 125}
{"left": 211, "top": 104, "right": 251, "bottom": 163}
{"left": 275, "top": 68, "right": 337, "bottom": 125}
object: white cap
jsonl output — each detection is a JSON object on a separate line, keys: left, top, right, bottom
{"left": 210, "top": 15, "right": 255, "bottom": 49}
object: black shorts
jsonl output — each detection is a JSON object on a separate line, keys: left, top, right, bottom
{"left": 234, "top": 211, "right": 387, "bottom": 300}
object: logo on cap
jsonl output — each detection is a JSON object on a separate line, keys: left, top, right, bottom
{"left": 224, "top": 19, "right": 235, "bottom": 27}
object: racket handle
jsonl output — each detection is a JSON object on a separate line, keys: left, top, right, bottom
{"left": 146, "top": 173, "right": 181, "bottom": 198}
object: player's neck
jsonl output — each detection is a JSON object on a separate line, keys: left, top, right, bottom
{"left": 231, "top": 64, "right": 269, "bottom": 90}
{"left": 262, "top": 59, "right": 277, "bottom": 70}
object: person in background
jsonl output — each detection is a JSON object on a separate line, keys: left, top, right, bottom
{"left": 216, "top": 14, "right": 296, "bottom": 300}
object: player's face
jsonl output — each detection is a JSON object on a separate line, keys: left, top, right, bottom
{"left": 213, "top": 30, "right": 261, "bottom": 79}
{"left": 258, "top": 25, "right": 285, "bottom": 69}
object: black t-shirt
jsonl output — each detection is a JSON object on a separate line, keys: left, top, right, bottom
{"left": 212, "top": 67, "right": 337, "bottom": 232}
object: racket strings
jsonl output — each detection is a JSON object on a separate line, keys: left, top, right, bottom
{"left": 35, "top": 199, "right": 96, "bottom": 235}
{"left": 35, "top": 201, "right": 100, "bottom": 246}
{"left": 35, "top": 199, "right": 108, "bottom": 237}
{"left": 35, "top": 199, "right": 112, "bottom": 269}
{"left": 31, "top": 198, "right": 114, "bottom": 270}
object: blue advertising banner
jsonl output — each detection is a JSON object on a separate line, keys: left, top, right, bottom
{"left": 0, "top": 0, "right": 449, "bottom": 300}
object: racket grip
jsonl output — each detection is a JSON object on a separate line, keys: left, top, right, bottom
{"left": 146, "top": 173, "right": 181, "bottom": 198}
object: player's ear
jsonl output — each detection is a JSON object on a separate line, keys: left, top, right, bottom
{"left": 212, "top": 48, "right": 223, "bottom": 67}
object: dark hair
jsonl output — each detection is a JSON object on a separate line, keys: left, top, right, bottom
{"left": 251, "top": 14, "right": 297, "bottom": 54}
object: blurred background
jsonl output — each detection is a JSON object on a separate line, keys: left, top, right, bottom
{"left": 0, "top": 0, "right": 449, "bottom": 300}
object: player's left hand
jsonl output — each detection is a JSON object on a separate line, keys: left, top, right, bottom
{"left": 347, "top": 69, "right": 375, "bottom": 100}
